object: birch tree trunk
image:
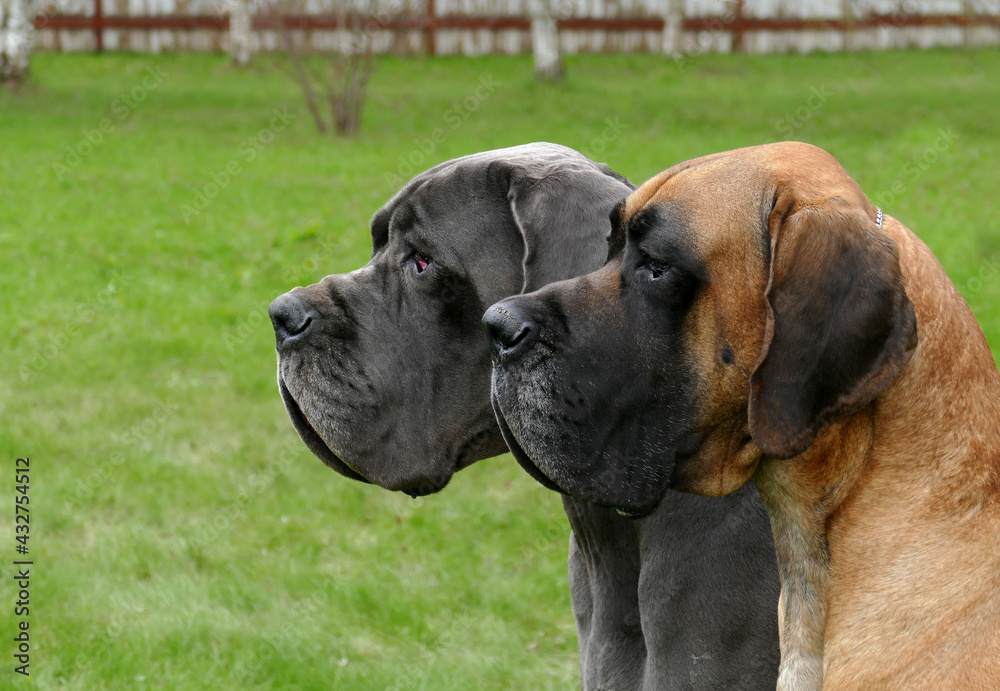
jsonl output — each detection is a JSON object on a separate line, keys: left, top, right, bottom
{"left": 529, "top": 0, "right": 562, "bottom": 81}
{"left": 229, "top": 0, "right": 255, "bottom": 66}
{"left": 661, "top": 0, "right": 684, "bottom": 57}
{"left": 0, "top": 0, "right": 35, "bottom": 86}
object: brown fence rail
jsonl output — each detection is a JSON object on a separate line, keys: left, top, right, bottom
{"left": 33, "top": 7, "right": 1000, "bottom": 55}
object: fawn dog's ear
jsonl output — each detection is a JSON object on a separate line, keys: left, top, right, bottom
{"left": 748, "top": 200, "right": 918, "bottom": 459}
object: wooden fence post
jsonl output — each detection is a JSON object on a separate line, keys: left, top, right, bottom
{"left": 426, "top": 0, "right": 435, "bottom": 55}
{"left": 94, "top": 0, "right": 103, "bottom": 52}
{"left": 733, "top": 0, "right": 745, "bottom": 52}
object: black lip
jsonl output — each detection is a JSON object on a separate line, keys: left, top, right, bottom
{"left": 491, "top": 396, "right": 566, "bottom": 494}
{"left": 401, "top": 475, "right": 449, "bottom": 498}
{"left": 277, "top": 375, "right": 371, "bottom": 484}
{"left": 614, "top": 504, "right": 655, "bottom": 519}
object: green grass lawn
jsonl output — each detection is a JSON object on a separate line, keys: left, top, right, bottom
{"left": 1, "top": 48, "right": 998, "bottom": 690}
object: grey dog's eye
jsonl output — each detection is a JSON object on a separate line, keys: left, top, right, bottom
{"left": 647, "top": 259, "right": 672, "bottom": 279}
{"left": 413, "top": 252, "right": 430, "bottom": 273}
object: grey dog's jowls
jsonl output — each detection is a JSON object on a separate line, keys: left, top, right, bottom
{"left": 269, "top": 143, "right": 780, "bottom": 689}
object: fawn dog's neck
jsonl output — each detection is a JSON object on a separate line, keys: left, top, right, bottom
{"left": 755, "top": 217, "right": 1000, "bottom": 691}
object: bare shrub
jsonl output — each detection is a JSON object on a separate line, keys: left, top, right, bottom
{"left": 265, "top": 0, "right": 375, "bottom": 136}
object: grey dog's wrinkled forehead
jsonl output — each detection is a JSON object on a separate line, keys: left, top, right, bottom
{"left": 383, "top": 142, "right": 631, "bottom": 208}
{"left": 370, "top": 143, "right": 633, "bottom": 249}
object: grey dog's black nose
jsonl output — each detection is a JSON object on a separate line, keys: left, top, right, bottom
{"left": 269, "top": 293, "right": 314, "bottom": 350}
{"left": 483, "top": 302, "right": 538, "bottom": 361}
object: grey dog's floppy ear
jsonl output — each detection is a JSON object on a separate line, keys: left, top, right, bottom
{"left": 748, "top": 199, "right": 918, "bottom": 459}
{"left": 503, "top": 161, "right": 632, "bottom": 292}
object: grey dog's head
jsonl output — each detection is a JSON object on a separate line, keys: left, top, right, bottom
{"left": 269, "top": 143, "right": 632, "bottom": 496}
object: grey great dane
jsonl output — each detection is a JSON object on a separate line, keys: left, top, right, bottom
{"left": 268, "top": 143, "right": 780, "bottom": 689}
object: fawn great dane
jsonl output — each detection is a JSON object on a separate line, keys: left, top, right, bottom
{"left": 486, "top": 141, "right": 1000, "bottom": 690}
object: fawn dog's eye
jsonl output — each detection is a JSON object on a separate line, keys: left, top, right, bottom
{"left": 646, "top": 258, "right": 673, "bottom": 279}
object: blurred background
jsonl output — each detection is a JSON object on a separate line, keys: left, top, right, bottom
{"left": 2, "top": 1, "right": 998, "bottom": 688}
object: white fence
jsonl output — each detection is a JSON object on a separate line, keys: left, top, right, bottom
{"left": 32, "top": 0, "right": 1000, "bottom": 54}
